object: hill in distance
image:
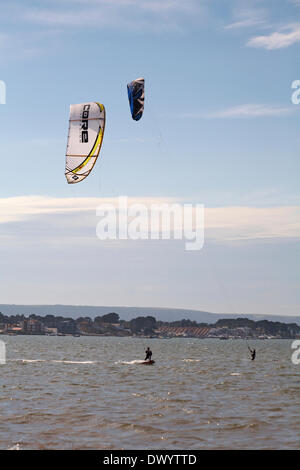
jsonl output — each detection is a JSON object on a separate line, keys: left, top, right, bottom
{"left": 0, "top": 304, "right": 299, "bottom": 326}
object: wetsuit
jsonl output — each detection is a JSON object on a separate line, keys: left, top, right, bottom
{"left": 248, "top": 347, "right": 256, "bottom": 361}
{"left": 145, "top": 349, "right": 152, "bottom": 361}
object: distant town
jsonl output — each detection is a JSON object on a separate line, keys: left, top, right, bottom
{"left": 0, "top": 311, "right": 299, "bottom": 339}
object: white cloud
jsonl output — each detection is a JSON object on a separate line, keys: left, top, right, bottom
{"left": 0, "top": 196, "right": 175, "bottom": 224}
{"left": 247, "top": 23, "right": 300, "bottom": 49}
{"left": 44, "top": 0, "right": 199, "bottom": 14}
{"left": 0, "top": 30, "right": 62, "bottom": 61}
{"left": 225, "top": 5, "right": 268, "bottom": 30}
{"left": 179, "top": 104, "right": 294, "bottom": 119}
{"left": 205, "top": 206, "right": 300, "bottom": 241}
{"left": 225, "top": 18, "right": 266, "bottom": 30}
{"left": 0, "top": 196, "right": 299, "bottom": 243}
{"left": 23, "top": 0, "right": 204, "bottom": 32}
{"left": 208, "top": 103, "right": 293, "bottom": 118}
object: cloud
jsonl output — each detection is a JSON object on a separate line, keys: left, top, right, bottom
{"left": 225, "top": 18, "right": 266, "bottom": 30}
{"left": 207, "top": 104, "right": 293, "bottom": 118}
{"left": 0, "top": 196, "right": 299, "bottom": 244}
{"left": 205, "top": 206, "right": 300, "bottom": 241}
{"left": 225, "top": 5, "right": 268, "bottom": 30}
{"left": 0, "top": 196, "right": 176, "bottom": 224}
{"left": 23, "top": 0, "right": 204, "bottom": 32}
{"left": 247, "top": 23, "right": 300, "bottom": 49}
{"left": 178, "top": 104, "right": 294, "bottom": 119}
{"left": 0, "top": 30, "right": 63, "bottom": 61}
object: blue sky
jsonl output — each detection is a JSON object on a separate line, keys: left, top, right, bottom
{"left": 0, "top": 0, "right": 299, "bottom": 316}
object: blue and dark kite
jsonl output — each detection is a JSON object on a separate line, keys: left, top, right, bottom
{"left": 127, "top": 78, "right": 145, "bottom": 121}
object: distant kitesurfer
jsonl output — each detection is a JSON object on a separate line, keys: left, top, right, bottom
{"left": 145, "top": 347, "right": 152, "bottom": 362}
{"left": 248, "top": 346, "right": 256, "bottom": 361}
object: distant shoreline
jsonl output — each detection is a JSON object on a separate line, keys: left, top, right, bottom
{"left": 1, "top": 311, "right": 299, "bottom": 340}
{"left": 0, "top": 303, "right": 299, "bottom": 325}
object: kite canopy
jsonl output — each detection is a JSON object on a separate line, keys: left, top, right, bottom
{"left": 65, "top": 102, "right": 105, "bottom": 184}
{"left": 127, "top": 78, "right": 145, "bottom": 121}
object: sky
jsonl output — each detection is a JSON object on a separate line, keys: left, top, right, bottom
{"left": 0, "top": 0, "right": 299, "bottom": 316}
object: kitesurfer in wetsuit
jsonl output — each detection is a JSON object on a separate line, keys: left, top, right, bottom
{"left": 145, "top": 347, "right": 152, "bottom": 362}
{"left": 248, "top": 346, "right": 256, "bottom": 361}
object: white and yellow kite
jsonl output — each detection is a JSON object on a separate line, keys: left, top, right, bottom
{"left": 65, "top": 102, "right": 106, "bottom": 184}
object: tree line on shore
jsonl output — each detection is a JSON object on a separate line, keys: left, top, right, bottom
{"left": 0, "top": 311, "right": 299, "bottom": 338}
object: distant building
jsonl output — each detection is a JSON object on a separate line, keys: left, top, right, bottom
{"left": 21, "top": 319, "right": 43, "bottom": 335}
{"left": 57, "top": 320, "right": 78, "bottom": 335}
{"left": 45, "top": 327, "right": 58, "bottom": 336}
{"left": 6, "top": 326, "right": 23, "bottom": 335}
{"left": 157, "top": 326, "right": 210, "bottom": 338}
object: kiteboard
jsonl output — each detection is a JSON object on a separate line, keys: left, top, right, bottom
{"left": 140, "top": 360, "right": 155, "bottom": 365}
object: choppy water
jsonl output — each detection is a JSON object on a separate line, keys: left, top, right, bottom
{"left": 0, "top": 336, "right": 299, "bottom": 449}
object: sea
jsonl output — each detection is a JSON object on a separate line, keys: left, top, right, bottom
{"left": 0, "top": 335, "right": 299, "bottom": 450}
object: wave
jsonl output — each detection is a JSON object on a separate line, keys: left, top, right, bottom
{"left": 9, "top": 359, "right": 96, "bottom": 365}
{"left": 51, "top": 360, "right": 96, "bottom": 364}
{"left": 115, "top": 360, "right": 144, "bottom": 365}
{"left": 18, "top": 359, "right": 46, "bottom": 363}
{"left": 8, "top": 444, "right": 20, "bottom": 450}
{"left": 182, "top": 359, "right": 201, "bottom": 363}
